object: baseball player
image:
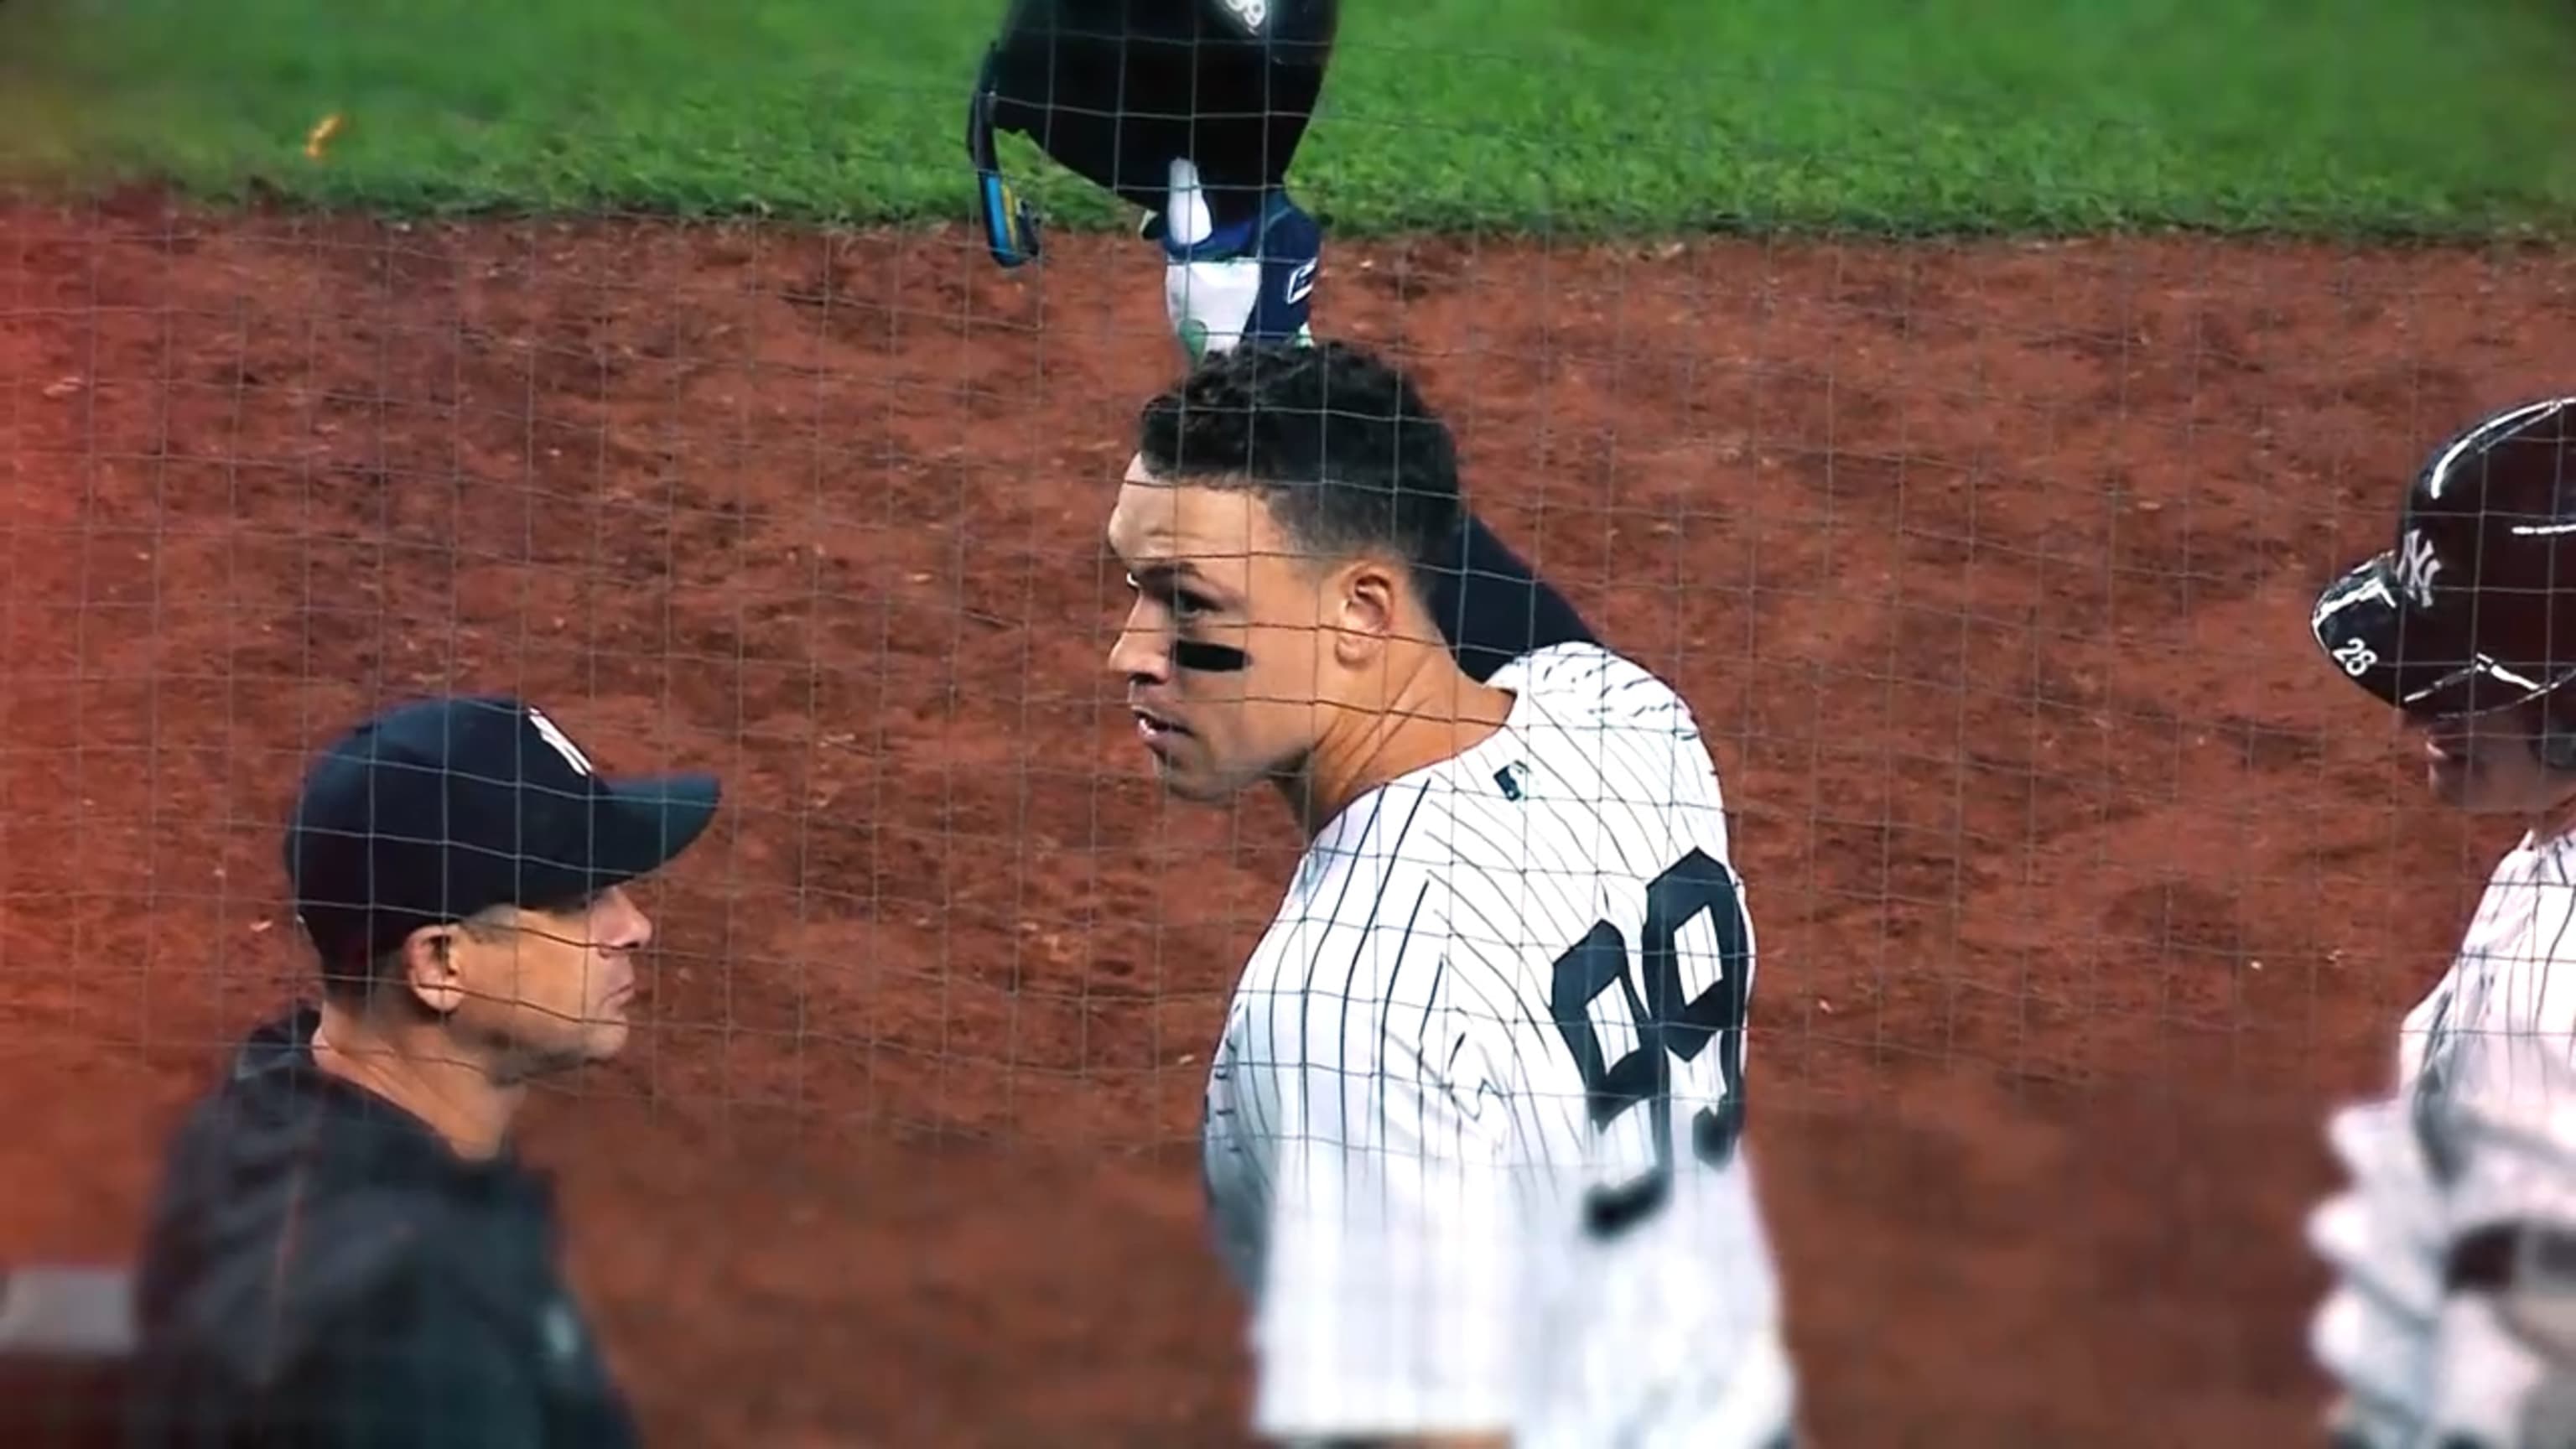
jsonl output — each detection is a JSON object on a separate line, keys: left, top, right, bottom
{"left": 968, "top": 0, "right": 1596, "bottom": 682}
{"left": 2308, "top": 396, "right": 2576, "bottom": 1449}
{"left": 124, "top": 695, "right": 720, "bottom": 1448}
{"left": 1104, "top": 337, "right": 1798, "bottom": 1447}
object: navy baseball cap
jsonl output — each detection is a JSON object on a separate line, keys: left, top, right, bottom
{"left": 284, "top": 695, "right": 721, "bottom": 970}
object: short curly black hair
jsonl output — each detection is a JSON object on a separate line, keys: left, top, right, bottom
{"left": 1134, "top": 340, "right": 1464, "bottom": 573}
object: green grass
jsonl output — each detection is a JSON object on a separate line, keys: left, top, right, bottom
{"left": 3, "top": 0, "right": 2575, "bottom": 234}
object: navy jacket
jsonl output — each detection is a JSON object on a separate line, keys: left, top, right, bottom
{"left": 125, "top": 1008, "right": 639, "bottom": 1448}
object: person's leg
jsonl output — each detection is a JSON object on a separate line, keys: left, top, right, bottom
{"left": 1155, "top": 163, "right": 1320, "bottom": 360}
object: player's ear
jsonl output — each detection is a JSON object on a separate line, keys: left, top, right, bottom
{"left": 1325, "top": 555, "right": 1404, "bottom": 662}
{"left": 395, "top": 922, "right": 472, "bottom": 1016}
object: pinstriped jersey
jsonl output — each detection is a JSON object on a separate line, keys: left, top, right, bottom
{"left": 1200, "top": 642, "right": 1796, "bottom": 1448}
{"left": 2309, "top": 828, "right": 2576, "bottom": 1447}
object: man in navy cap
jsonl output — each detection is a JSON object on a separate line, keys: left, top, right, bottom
{"left": 123, "top": 695, "right": 719, "bottom": 1447}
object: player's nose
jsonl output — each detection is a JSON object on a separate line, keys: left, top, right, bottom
{"left": 1108, "top": 616, "right": 1172, "bottom": 685}
{"left": 594, "top": 886, "right": 653, "bottom": 952}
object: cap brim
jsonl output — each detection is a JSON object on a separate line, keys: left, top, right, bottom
{"left": 587, "top": 771, "right": 722, "bottom": 885}
{"left": 512, "top": 771, "right": 722, "bottom": 908}
{"left": 2312, "top": 553, "right": 2558, "bottom": 718}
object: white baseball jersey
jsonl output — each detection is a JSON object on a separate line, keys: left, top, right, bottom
{"left": 2310, "top": 825, "right": 2576, "bottom": 1447}
{"left": 1200, "top": 642, "right": 1796, "bottom": 1448}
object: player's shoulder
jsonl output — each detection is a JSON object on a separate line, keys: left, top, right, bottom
{"left": 2469, "top": 828, "right": 2576, "bottom": 970}
{"left": 1487, "top": 641, "right": 1700, "bottom": 738}
{"left": 1290, "top": 646, "right": 1718, "bottom": 904}
{"left": 2519, "top": 825, "right": 2576, "bottom": 880}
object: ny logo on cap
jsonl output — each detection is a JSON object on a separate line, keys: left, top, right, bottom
{"left": 2396, "top": 527, "right": 2444, "bottom": 610}
{"left": 527, "top": 707, "right": 595, "bottom": 777}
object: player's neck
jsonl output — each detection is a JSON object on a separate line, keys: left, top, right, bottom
{"left": 1285, "top": 650, "right": 1516, "bottom": 839}
{"left": 311, "top": 1002, "right": 527, "bottom": 1161}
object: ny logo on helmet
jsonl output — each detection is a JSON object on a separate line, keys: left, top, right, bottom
{"left": 2396, "top": 527, "right": 2444, "bottom": 610}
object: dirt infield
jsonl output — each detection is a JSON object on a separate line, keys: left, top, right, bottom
{"left": 8, "top": 191, "right": 2576, "bottom": 1446}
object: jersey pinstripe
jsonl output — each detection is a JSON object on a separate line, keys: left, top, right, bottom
{"left": 2310, "top": 827, "right": 2576, "bottom": 1446}
{"left": 1201, "top": 642, "right": 1795, "bottom": 1447}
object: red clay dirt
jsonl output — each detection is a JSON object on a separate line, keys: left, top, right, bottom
{"left": 6, "top": 192, "right": 2576, "bottom": 1446}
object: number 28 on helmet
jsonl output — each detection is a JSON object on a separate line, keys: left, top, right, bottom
{"left": 2314, "top": 397, "right": 2576, "bottom": 720}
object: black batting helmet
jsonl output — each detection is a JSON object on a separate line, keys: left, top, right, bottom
{"left": 2313, "top": 397, "right": 2576, "bottom": 719}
